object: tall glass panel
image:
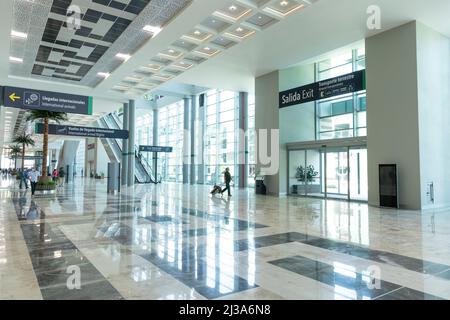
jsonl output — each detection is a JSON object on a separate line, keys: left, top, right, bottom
{"left": 288, "top": 150, "right": 306, "bottom": 195}
{"left": 247, "top": 95, "right": 256, "bottom": 187}
{"left": 204, "top": 89, "right": 239, "bottom": 185}
{"left": 306, "top": 149, "right": 324, "bottom": 198}
{"left": 316, "top": 48, "right": 366, "bottom": 140}
{"left": 158, "top": 101, "right": 184, "bottom": 182}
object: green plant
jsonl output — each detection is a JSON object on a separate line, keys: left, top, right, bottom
{"left": 26, "top": 111, "right": 68, "bottom": 178}
{"left": 37, "top": 180, "right": 56, "bottom": 186}
{"left": 296, "top": 165, "right": 319, "bottom": 183}
{"left": 13, "top": 133, "right": 35, "bottom": 171}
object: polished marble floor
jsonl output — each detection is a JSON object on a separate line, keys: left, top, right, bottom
{"left": 1, "top": 176, "right": 450, "bottom": 300}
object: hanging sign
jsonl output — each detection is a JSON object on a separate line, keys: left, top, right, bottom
{"left": 139, "top": 145, "right": 173, "bottom": 153}
{"left": 2, "top": 86, "right": 93, "bottom": 115}
{"left": 35, "top": 123, "right": 128, "bottom": 139}
{"left": 279, "top": 70, "right": 366, "bottom": 109}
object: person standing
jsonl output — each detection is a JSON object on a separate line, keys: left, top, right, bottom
{"left": 221, "top": 167, "right": 232, "bottom": 197}
{"left": 28, "top": 167, "right": 40, "bottom": 197}
{"left": 52, "top": 169, "right": 58, "bottom": 182}
{"left": 58, "top": 167, "right": 65, "bottom": 187}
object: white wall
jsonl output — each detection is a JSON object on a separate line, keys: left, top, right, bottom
{"left": 279, "top": 64, "right": 316, "bottom": 194}
{"left": 416, "top": 22, "right": 450, "bottom": 209}
{"left": 255, "top": 71, "right": 280, "bottom": 195}
{"left": 366, "top": 22, "right": 422, "bottom": 209}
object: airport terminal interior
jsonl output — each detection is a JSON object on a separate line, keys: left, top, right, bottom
{"left": 1, "top": 0, "right": 450, "bottom": 301}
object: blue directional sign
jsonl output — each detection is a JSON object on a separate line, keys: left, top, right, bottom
{"left": 2, "top": 86, "right": 93, "bottom": 115}
{"left": 35, "top": 123, "right": 128, "bottom": 139}
{"left": 139, "top": 145, "right": 173, "bottom": 153}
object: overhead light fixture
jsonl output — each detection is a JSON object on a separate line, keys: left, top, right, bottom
{"left": 236, "top": 27, "right": 243, "bottom": 32}
{"left": 97, "top": 72, "right": 110, "bottom": 78}
{"left": 116, "top": 53, "right": 131, "bottom": 61}
{"left": 11, "top": 30, "right": 28, "bottom": 39}
{"left": 229, "top": 5, "right": 237, "bottom": 11}
{"left": 168, "top": 49, "right": 175, "bottom": 53}
{"left": 9, "top": 56, "right": 23, "bottom": 63}
{"left": 194, "top": 30, "right": 201, "bottom": 35}
{"left": 280, "top": 1, "right": 289, "bottom": 6}
{"left": 143, "top": 25, "right": 162, "bottom": 35}
{"left": 204, "top": 47, "right": 210, "bottom": 51}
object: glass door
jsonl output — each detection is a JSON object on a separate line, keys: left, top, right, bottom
{"left": 288, "top": 150, "right": 306, "bottom": 196}
{"left": 325, "top": 147, "right": 349, "bottom": 200}
{"left": 306, "top": 149, "right": 324, "bottom": 198}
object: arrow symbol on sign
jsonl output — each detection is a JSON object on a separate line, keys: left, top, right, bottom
{"left": 9, "top": 93, "right": 21, "bottom": 102}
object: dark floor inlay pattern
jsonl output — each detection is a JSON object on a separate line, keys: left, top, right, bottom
{"left": 139, "top": 244, "right": 257, "bottom": 299}
{"left": 14, "top": 199, "right": 124, "bottom": 300}
{"left": 269, "top": 255, "right": 444, "bottom": 300}
{"left": 238, "top": 232, "right": 450, "bottom": 278}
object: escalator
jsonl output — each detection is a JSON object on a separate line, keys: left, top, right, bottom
{"left": 97, "top": 113, "right": 159, "bottom": 184}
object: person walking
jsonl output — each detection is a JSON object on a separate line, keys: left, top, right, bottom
{"left": 19, "top": 169, "right": 29, "bottom": 190}
{"left": 221, "top": 167, "right": 232, "bottom": 197}
{"left": 28, "top": 167, "right": 40, "bottom": 197}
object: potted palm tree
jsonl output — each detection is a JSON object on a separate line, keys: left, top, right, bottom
{"left": 8, "top": 145, "right": 22, "bottom": 171}
{"left": 12, "top": 133, "right": 35, "bottom": 171}
{"left": 26, "top": 111, "right": 68, "bottom": 184}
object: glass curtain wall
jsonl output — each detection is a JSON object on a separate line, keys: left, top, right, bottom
{"left": 158, "top": 101, "right": 184, "bottom": 182}
{"left": 136, "top": 112, "right": 153, "bottom": 165}
{"left": 247, "top": 95, "right": 256, "bottom": 187}
{"left": 316, "top": 49, "right": 367, "bottom": 140}
{"left": 204, "top": 90, "right": 239, "bottom": 185}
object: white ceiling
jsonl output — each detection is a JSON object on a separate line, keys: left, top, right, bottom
{"left": 1, "top": 0, "right": 450, "bottom": 154}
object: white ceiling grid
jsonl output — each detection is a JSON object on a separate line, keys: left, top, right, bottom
{"left": 9, "top": 0, "right": 192, "bottom": 87}
{"left": 111, "top": 0, "right": 320, "bottom": 96}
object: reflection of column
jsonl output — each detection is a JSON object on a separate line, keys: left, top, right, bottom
{"left": 238, "top": 92, "right": 248, "bottom": 188}
{"left": 127, "top": 100, "right": 135, "bottom": 187}
{"left": 197, "top": 94, "right": 205, "bottom": 185}
{"left": 152, "top": 108, "right": 158, "bottom": 178}
{"left": 182, "top": 97, "right": 190, "bottom": 184}
{"left": 121, "top": 103, "right": 129, "bottom": 186}
{"left": 190, "top": 95, "right": 197, "bottom": 185}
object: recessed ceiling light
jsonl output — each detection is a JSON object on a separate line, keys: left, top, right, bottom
{"left": 194, "top": 30, "right": 201, "bottom": 35}
{"left": 97, "top": 72, "right": 110, "bottom": 78}
{"left": 11, "top": 30, "right": 28, "bottom": 39}
{"left": 204, "top": 47, "right": 210, "bottom": 51}
{"left": 168, "top": 49, "right": 175, "bottom": 53}
{"left": 143, "top": 25, "right": 162, "bottom": 35}
{"left": 236, "top": 27, "right": 243, "bottom": 32}
{"left": 116, "top": 53, "right": 131, "bottom": 61}
{"left": 229, "top": 5, "right": 237, "bottom": 11}
{"left": 280, "top": 1, "right": 289, "bottom": 6}
{"left": 258, "top": 16, "right": 263, "bottom": 19}
{"left": 9, "top": 56, "right": 23, "bottom": 63}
